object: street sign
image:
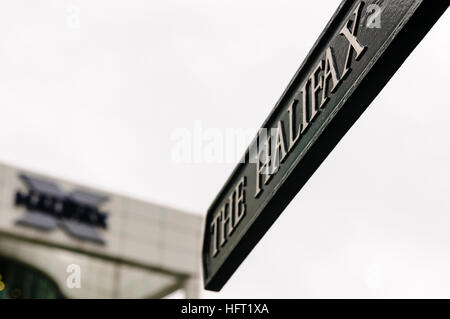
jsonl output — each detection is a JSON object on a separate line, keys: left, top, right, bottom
{"left": 202, "top": 0, "right": 450, "bottom": 291}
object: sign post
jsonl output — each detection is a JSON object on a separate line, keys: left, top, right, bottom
{"left": 202, "top": 0, "right": 450, "bottom": 291}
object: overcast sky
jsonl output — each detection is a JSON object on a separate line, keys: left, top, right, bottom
{"left": 0, "top": 0, "right": 449, "bottom": 298}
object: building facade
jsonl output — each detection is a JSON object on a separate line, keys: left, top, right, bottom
{"left": 0, "top": 163, "right": 202, "bottom": 298}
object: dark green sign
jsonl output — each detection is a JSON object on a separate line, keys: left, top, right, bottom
{"left": 203, "top": 0, "right": 450, "bottom": 291}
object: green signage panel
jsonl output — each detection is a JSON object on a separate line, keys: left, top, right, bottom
{"left": 203, "top": 0, "right": 450, "bottom": 291}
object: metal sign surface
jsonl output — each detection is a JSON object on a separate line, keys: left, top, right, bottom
{"left": 203, "top": 0, "right": 450, "bottom": 291}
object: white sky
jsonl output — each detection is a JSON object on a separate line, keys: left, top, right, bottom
{"left": 0, "top": 0, "right": 449, "bottom": 298}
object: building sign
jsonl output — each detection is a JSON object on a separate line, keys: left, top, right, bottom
{"left": 203, "top": 0, "right": 450, "bottom": 291}
{"left": 15, "top": 173, "right": 108, "bottom": 244}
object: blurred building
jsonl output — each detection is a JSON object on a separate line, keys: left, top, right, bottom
{"left": 0, "top": 163, "right": 203, "bottom": 298}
